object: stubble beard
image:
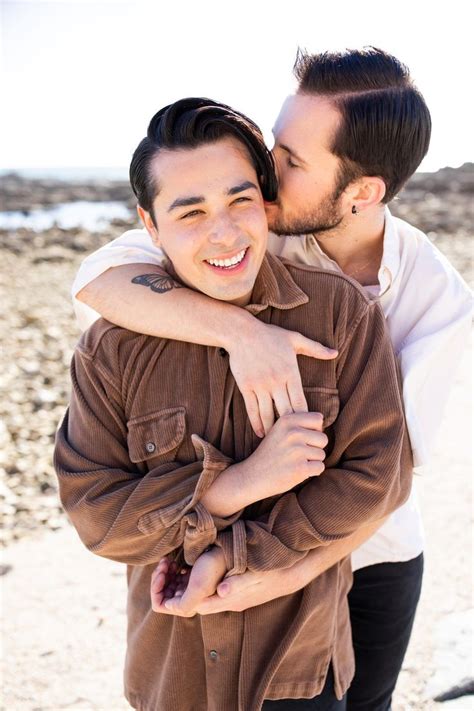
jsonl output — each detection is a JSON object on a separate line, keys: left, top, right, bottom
{"left": 268, "top": 192, "right": 345, "bottom": 238}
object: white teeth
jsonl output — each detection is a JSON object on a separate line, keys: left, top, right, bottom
{"left": 207, "top": 248, "right": 246, "bottom": 268}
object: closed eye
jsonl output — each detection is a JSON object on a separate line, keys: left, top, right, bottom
{"left": 180, "top": 209, "right": 204, "bottom": 219}
{"left": 286, "top": 156, "right": 299, "bottom": 168}
{"left": 232, "top": 196, "right": 252, "bottom": 205}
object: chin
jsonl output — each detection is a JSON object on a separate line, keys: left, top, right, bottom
{"left": 210, "top": 284, "right": 254, "bottom": 305}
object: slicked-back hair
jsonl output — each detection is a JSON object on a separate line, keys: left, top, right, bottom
{"left": 130, "top": 98, "right": 278, "bottom": 223}
{"left": 294, "top": 47, "right": 432, "bottom": 202}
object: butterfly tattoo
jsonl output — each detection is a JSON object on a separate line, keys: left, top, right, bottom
{"left": 131, "top": 274, "right": 183, "bottom": 293}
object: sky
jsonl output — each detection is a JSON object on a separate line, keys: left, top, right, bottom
{"left": 1, "top": 0, "right": 473, "bottom": 174}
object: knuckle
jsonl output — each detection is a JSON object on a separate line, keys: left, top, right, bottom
{"left": 275, "top": 413, "right": 290, "bottom": 430}
{"left": 292, "top": 398, "right": 307, "bottom": 411}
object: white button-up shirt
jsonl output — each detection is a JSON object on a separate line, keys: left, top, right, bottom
{"left": 72, "top": 208, "right": 472, "bottom": 570}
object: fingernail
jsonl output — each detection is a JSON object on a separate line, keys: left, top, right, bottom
{"left": 164, "top": 600, "right": 173, "bottom": 610}
{"left": 327, "top": 348, "right": 338, "bottom": 355}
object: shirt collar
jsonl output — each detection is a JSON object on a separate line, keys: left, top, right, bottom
{"left": 244, "top": 252, "right": 309, "bottom": 314}
{"left": 378, "top": 207, "right": 401, "bottom": 296}
{"left": 305, "top": 205, "right": 401, "bottom": 297}
{"left": 165, "top": 251, "right": 309, "bottom": 316}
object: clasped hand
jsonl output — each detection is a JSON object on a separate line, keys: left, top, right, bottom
{"left": 151, "top": 548, "right": 305, "bottom": 617}
{"left": 151, "top": 547, "right": 227, "bottom": 617}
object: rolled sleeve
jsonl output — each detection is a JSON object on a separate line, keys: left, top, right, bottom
{"left": 214, "top": 521, "right": 248, "bottom": 576}
{"left": 54, "top": 345, "right": 238, "bottom": 567}
{"left": 136, "top": 435, "right": 240, "bottom": 565}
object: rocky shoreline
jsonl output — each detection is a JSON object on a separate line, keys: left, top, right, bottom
{"left": 0, "top": 164, "right": 472, "bottom": 547}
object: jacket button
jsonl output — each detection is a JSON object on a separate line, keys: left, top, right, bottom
{"left": 209, "top": 650, "right": 218, "bottom": 660}
{"left": 218, "top": 348, "right": 227, "bottom": 357}
{"left": 145, "top": 442, "right": 156, "bottom": 454}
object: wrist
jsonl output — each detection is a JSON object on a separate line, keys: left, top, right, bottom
{"left": 219, "top": 307, "right": 257, "bottom": 351}
{"left": 200, "top": 461, "right": 252, "bottom": 517}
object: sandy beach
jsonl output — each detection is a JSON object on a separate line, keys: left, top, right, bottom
{"left": 1, "top": 166, "right": 472, "bottom": 709}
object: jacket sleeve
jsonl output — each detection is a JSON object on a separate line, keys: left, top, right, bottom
{"left": 215, "top": 301, "right": 413, "bottom": 574}
{"left": 54, "top": 345, "right": 239, "bottom": 566}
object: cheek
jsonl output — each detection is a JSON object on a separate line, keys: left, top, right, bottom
{"left": 250, "top": 213, "right": 269, "bottom": 244}
{"left": 238, "top": 205, "right": 268, "bottom": 232}
{"left": 278, "top": 171, "right": 307, "bottom": 205}
{"left": 160, "top": 231, "right": 200, "bottom": 270}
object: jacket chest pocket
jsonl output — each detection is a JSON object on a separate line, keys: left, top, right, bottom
{"left": 303, "top": 386, "right": 340, "bottom": 430}
{"left": 127, "top": 407, "right": 187, "bottom": 466}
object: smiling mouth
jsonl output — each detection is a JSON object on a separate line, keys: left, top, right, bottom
{"left": 205, "top": 247, "right": 248, "bottom": 269}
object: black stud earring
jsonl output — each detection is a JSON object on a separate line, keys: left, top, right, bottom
{"left": 352, "top": 205, "right": 358, "bottom": 215}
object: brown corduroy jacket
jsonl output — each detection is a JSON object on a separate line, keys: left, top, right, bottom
{"left": 54, "top": 253, "right": 413, "bottom": 711}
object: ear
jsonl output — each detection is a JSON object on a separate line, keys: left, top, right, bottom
{"left": 137, "top": 205, "right": 161, "bottom": 247}
{"left": 344, "top": 176, "right": 386, "bottom": 212}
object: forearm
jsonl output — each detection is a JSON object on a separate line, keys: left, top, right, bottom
{"left": 192, "top": 517, "right": 388, "bottom": 616}
{"left": 293, "top": 516, "right": 387, "bottom": 585}
{"left": 55, "top": 350, "right": 239, "bottom": 567}
{"left": 77, "top": 263, "right": 254, "bottom": 347}
{"left": 200, "top": 460, "right": 266, "bottom": 518}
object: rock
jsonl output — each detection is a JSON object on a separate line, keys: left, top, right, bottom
{"left": 424, "top": 609, "right": 474, "bottom": 701}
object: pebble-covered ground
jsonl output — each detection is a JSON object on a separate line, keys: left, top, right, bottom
{"left": 1, "top": 165, "right": 472, "bottom": 547}
{"left": 0, "top": 166, "right": 472, "bottom": 709}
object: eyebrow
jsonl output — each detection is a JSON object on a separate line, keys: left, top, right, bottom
{"left": 227, "top": 180, "right": 259, "bottom": 196}
{"left": 167, "top": 181, "right": 258, "bottom": 212}
{"left": 168, "top": 195, "right": 205, "bottom": 212}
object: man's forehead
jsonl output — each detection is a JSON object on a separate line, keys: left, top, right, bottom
{"left": 150, "top": 139, "right": 258, "bottom": 203}
{"left": 273, "top": 93, "right": 340, "bottom": 155}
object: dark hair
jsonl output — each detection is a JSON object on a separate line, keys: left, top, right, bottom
{"left": 130, "top": 97, "right": 277, "bottom": 223}
{"left": 294, "top": 47, "right": 432, "bottom": 202}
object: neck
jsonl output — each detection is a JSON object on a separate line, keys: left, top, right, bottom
{"left": 315, "top": 205, "right": 386, "bottom": 286}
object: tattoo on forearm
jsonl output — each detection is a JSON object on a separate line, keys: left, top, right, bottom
{"left": 131, "top": 273, "right": 183, "bottom": 293}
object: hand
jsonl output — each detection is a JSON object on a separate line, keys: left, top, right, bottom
{"left": 227, "top": 321, "right": 338, "bottom": 437}
{"left": 150, "top": 557, "right": 191, "bottom": 611}
{"left": 150, "top": 547, "right": 226, "bottom": 618}
{"left": 196, "top": 565, "right": 305, "bottom": 614}
{"left": 236, "top": 412, "right": 328, "bottom": 502}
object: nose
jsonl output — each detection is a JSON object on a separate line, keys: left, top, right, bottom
{"left": 207, "top": 213, "right": 242, "bottom": 246}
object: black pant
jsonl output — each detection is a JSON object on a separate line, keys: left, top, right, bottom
{"left": 262, "top": 666, "right": 346, "bottom": 710}
{"left": 261, "top": 554, "right": 423, "bottom": 711}
{"left": 347, "top": 554, "right": 424, "bottom": 711}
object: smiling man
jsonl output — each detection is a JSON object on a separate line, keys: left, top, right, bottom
{"left": 55, "top": 97, "right": 412, "bottom": 711}
{"left": 71, "top": 47, "right": 472, "bottom": 711}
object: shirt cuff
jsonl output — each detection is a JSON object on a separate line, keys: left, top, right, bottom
{"left": 215, "top": 520, "right": 247, "bottom": 576}
{"left": 137, "top": 435, "right": 240, "bottom": 565}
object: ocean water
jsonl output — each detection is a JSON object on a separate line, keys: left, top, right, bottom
{"left": 0, "top": 201, "right": 134, "bottom": 231}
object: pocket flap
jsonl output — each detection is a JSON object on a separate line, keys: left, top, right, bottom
{"left": 127, "top": 407, "right": 186, "bottom": 463}
{"left": 303, "top": 387, "right": 340, "bottom": 429}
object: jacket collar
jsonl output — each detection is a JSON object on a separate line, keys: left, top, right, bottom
{"left": 244, "top": 252, "right": 309, "bottom": 314}
{"left": 166, "top": 251, "right": 309, "bottom": 316}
